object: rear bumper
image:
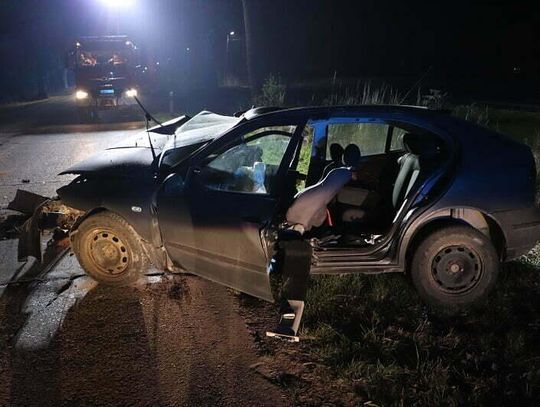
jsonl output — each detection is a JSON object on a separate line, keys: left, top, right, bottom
{"left": 492, "top": 207, "right": 540, "bottom": 260}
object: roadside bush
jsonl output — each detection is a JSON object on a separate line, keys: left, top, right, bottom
{"left": 254, "top": 74, "right": 286, "bottom": 107}
{"left": 417, "top": 88, "right": 449, "bottom": 110}
{"left": 453, "top": 103, "right": 491, "bottom": 127}
{"left": 322, "top": 81, "right": 401, "bottom": 106}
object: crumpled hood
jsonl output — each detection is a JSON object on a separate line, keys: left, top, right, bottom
{"left": 59, "top": 146, "right": 160, "bottom": 176}
{"left": 59, "top": 111, "right": 241, "bottom": 176}
{"left": 59, "top": 123, "right": 171, "bottom": 176}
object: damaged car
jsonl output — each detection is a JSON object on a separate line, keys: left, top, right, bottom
{"left": 52, "top": 105, "right": 540, "bottom": 309}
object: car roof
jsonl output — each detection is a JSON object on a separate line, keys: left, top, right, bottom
{"left": 243, "top": 105, "right": 447, "bottom": 121}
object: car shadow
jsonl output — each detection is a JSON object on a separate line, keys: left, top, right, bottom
{"left": 2, "top": 284, "right": 165, "bottom": 406}
{"left": 0, "top": 260, "right": 62, "bottom": 406}
{"left": 1, "top": 262, "right": 293, "bottom": 407}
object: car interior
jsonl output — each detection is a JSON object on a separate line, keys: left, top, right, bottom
{"left": 191, "top": 119, "right": 446, "bottom": 250}
{"left": 285, "top": 122, "right": 447, "bottom": 248}
{"left": 198, "top": 127, "right": 295, "bottom": 194}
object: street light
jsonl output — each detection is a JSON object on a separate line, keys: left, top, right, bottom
{"left": 97, "top": 0, "right": 135, "bottom": 34}
{"left": 98, "top": 0, "right": 135, "bottom": 8}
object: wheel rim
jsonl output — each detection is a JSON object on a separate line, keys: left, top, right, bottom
{"left": 87, "top": 229, "right": 130, "bottom": 276}
{"left": 431, "top": 245, "right": 483, "bottom": 294}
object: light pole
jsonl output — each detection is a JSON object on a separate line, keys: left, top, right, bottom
{"left": 225, "top": 31, "right": 238, "bottom": 82}
{"left": 226, "top": 31, "right": 236, "bottom": 56}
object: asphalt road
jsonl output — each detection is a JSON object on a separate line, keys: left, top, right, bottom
{"left": 0, "top": 99, "right": 288, "bottom": 406}
{"left": 0, "top": 92, "right": 144, "bottom": 132}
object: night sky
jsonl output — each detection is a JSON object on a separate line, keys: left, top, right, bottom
{"left": 0, "top": 0, "right": 539, "bottom": 101}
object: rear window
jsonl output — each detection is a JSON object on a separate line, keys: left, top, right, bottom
{"left": 327, "top": 123, "right": 388, "bottom": 157}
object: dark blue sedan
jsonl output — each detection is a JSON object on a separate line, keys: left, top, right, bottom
{"left": 57, "top": 105, "right": 540, "bottom": 310}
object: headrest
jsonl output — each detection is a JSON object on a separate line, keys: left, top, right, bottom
{"left": 329, "top": 143, "right": 344, "bottom": 164}
{"left": 402, "top": 133, "right": 441, "bottom": 157}
{"left": 343, "top": 144, "right": 361, "bottom": 168}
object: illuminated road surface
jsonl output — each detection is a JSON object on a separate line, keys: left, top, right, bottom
{"left": 0, "top": 123, "right": 288, "bottom": 406}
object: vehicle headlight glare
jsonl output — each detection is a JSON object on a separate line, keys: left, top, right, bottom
{"left": 126, "top": 88, "right": 138, "bottom": 97}
{"left": 76, "top": 90, "right": 89, "bottom": 100}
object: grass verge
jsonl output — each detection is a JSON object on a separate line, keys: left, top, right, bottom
{"left": 301, "top": 255, "right": 540, "bottom": 405}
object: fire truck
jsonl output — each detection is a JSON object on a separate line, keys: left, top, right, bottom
{"left": 68, "top": 36, "right": 140, "bottom": 121}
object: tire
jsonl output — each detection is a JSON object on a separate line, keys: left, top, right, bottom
{"left": 71, "top": 211, "right": 149, "bottom": 286}
{"left": 410, "top": 225, "right": 499, "bottom": 310}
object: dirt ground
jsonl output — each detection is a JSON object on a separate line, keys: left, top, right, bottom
{"left": 0, "top": 272, "right": 293, "bottom": 407}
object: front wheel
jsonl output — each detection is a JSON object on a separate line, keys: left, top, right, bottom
{"left": 71, "top": 211, "right": 149, "bottom": 286}
{"left": 410, "top": 225, "right": 499, "bottom": 310}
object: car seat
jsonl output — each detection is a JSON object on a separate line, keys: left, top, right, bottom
{"left": 338, "top": 144, "right": 373, "bottom": 223}
{"left": 286, "top": 168, "right": 352, "bottom": 233}
{"left": 392, "top": 132, "right": 441, "bottom": 210}
{"left": 321, "top": 143, "right": 344, "bottom": 178}
{"left": 340, "top": 133, "right": 441, "bottom": 228}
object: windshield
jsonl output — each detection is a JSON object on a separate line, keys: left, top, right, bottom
{"left": 74, "top": 38, "right": 137, "bottom": 76}
{"left": 159, "top": 111, "right": 242, "bottom": 169}
{"left": 77, "top": 50, "right": 131, "bottom": 68}
{"left": 172, "top": 111, "right": 241, "bottom": 147}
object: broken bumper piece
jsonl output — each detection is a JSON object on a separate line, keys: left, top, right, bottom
{"left": 9, "top": 190, "right": 83, "bottom": 263}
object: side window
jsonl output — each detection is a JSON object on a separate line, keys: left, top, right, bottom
{"left": 390, "top": 126, "right": 407, "bottom": 151}
{"left": 327, "top": 123, "right": 388, "bottom": 157}
{"left": 201, "top": 126, "right": 295, "bottom": 194}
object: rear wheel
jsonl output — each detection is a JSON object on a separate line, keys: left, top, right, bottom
{"left": 71, "top": 211, "right": 148, "bottom": 286}
{"left": 410, "top": 225, "right": 499, "bottom": 310}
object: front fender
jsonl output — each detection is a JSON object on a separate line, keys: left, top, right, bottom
{"left": 56, "top": 176, "right": 102, "bottom": 212}
{"left": 57, "top": 175, "right": 159, "bottom": 242}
